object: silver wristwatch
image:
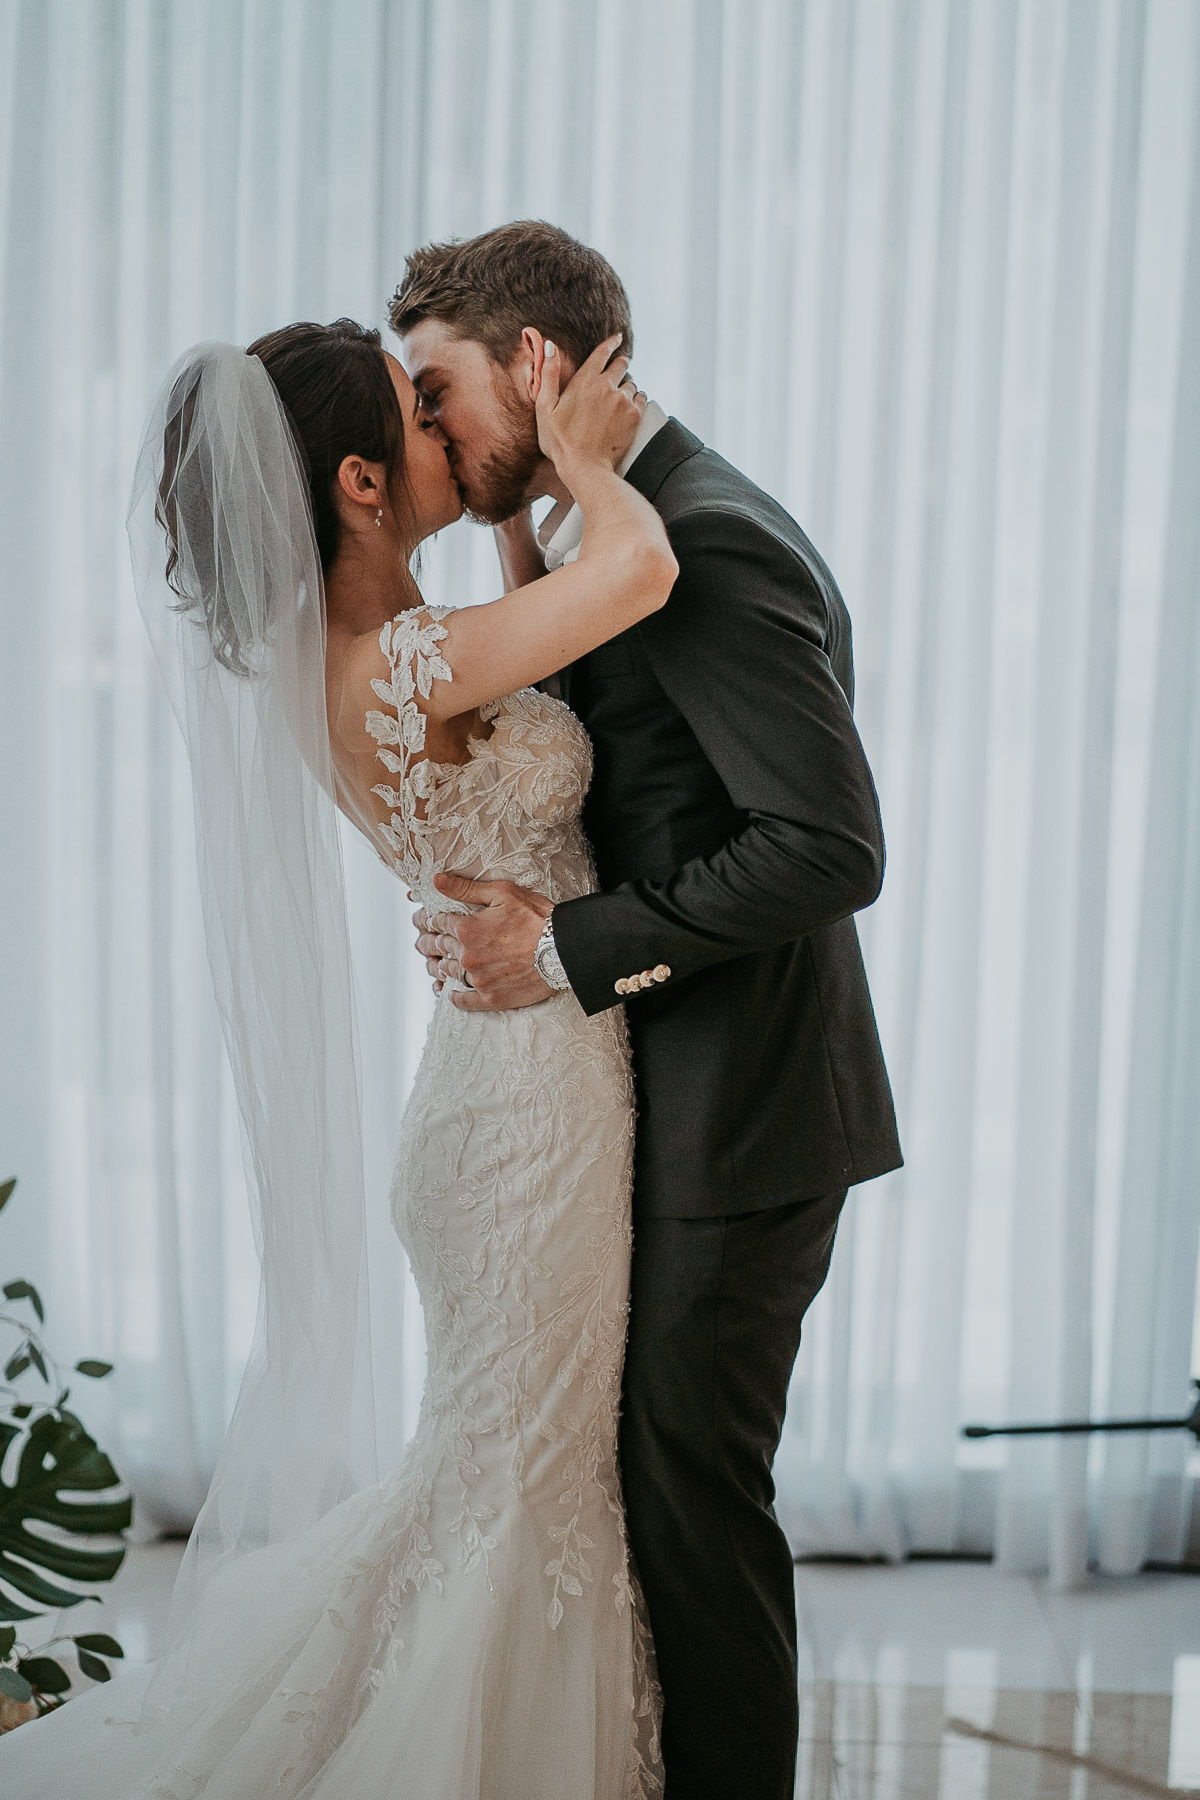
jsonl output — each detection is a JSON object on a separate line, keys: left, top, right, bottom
{"left": 533, "top": 914, "right": 571, "bottom": 992}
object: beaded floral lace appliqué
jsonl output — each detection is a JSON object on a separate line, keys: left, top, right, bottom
{"left": 3, "top": 623, "right": 663, "bottom": 1797}
{"left": 322, "top": 609, "right": 663, "bottom": 1794}
{"left": 365, "top": 605, "right": 460, "bottom": 892}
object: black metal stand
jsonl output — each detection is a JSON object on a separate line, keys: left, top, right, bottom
{"left": 961, "top": 1380, "right": 1200, "bottom": 1443}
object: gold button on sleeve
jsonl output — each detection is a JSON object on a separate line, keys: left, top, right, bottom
{"left": 653, "top": 964, "right": 671, "bottom": 982}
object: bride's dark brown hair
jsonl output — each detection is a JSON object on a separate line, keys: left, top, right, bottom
{"left": 247, "top": 319, "right": 409, "bottom": 571}
{"left": 158, "top": 320, "right": 408, "bottom": 675}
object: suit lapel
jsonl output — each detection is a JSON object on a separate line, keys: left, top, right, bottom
{"left": 556, "top": 419, "right": 702, "bottom": 712}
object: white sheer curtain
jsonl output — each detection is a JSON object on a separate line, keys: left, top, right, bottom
{"left": 1, "top": 0, "right": 1197, "bottom": 1584}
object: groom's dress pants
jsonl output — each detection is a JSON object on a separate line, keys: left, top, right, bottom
{"left": 620, "top": 1186, "right": 847, "bottom": 1800}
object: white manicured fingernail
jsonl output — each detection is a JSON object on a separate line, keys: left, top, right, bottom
{"left": 544, "top": 341, "right": 556, "bottom": 358}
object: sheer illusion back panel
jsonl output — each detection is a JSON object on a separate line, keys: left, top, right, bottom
{"left": 333, "top": 605, "right": 606, "bottom": 910}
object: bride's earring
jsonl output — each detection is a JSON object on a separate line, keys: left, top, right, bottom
{"left": 375, "top": 506, "right": 383, "bottom": 528}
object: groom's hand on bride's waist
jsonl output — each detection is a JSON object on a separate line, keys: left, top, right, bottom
{"left": 411, "top": 873, "right": 555, "bottom": 1012}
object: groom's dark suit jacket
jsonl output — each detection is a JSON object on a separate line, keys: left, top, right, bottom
{"left": 551, "top": 420, "right": 902, "bottom": 1218}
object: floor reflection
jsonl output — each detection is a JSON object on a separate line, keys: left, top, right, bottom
{"left": 792, "top": 1560, "right": 1200, "bottom": 1800}
{"left": 795, "top": 1684, "right": 1195, "bottom": 1799}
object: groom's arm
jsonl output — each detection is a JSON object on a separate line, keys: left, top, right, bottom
{"left": 550, "top": 508, "right": 886, "bottom": 1015}
{"left": 416, "top": 509, "right": 884, "bottom": 1013}
{"left": 493, "top": 510, "right": 547, "bottom": 591}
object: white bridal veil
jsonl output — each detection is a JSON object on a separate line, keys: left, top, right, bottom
{"left": 0, "top": 344, "right": 387, "bottom": 1794}
{"left": 127, "top": 342, "right": 378, "bottom": 1620}
{"left": 0, "top": 346, "right": 383, "bottom": 1794}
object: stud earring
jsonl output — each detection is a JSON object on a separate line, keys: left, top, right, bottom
{"left": 375, "top": 506, "right": 383, "bottom": 528}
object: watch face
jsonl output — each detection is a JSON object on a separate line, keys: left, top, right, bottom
{"left": 534, "top": 920, "right": 567, "bottom": 991}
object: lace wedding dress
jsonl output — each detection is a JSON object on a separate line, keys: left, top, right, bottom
{"left": 1, "top": 608, "right": 661, "bottom": 1800}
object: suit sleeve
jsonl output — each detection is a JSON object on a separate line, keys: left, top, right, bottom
{"left": 550, "top": 508, "right": 886, "bottom": 1016}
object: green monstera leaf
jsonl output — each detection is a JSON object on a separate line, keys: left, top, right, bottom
{"left": 0, "top": 1410, "right": 131, "bottom": 1622}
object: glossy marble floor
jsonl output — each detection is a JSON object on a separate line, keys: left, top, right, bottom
{"left": 793, "top": 1559, "right": 1200, "bottom": 1799}
{"left": 36, "top": 1545, "right": 1200, "bottom": 1797}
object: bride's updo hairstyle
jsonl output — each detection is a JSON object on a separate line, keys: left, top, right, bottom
{"left": 247, "top": 319, "right": 408, "bottom": 570}
{"left": 158, "top": 320, "right": 407, "bottom": 675}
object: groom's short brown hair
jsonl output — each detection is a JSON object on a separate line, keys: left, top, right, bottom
{"left": 389, "top": 221, "right": 633, "bottom": 370}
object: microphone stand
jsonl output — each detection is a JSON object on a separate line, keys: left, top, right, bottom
{"left": 961, "top": 1380, "right": 1200, "bottom": 1443}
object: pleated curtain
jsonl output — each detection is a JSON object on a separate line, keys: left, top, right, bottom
{"left": 0, "top": 0, "right": 1197, "bottom": 1586}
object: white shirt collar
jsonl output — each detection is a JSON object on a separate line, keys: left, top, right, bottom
{"left": 538, "top": 400, "right": 670, "bottom": 570}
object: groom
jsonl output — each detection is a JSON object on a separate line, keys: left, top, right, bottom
{"left": 391, "top": 222, "right": 901, "bottom": 1800}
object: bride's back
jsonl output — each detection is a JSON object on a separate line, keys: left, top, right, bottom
{"left": 325, "top": 604, "right": 598, "bottom": 917}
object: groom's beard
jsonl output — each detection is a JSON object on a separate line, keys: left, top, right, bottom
{"left": 456, "top": 376, "right": 541, "bottom": 526}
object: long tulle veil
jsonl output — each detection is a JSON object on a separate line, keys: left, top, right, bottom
{"left": 0, "top": 343, "right": 381, "bottom": 1792}
{"left": 127, "top": 341, "right": 378, "bottom": 1631}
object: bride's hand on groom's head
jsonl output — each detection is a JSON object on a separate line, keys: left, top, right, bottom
{"left": 526, "top": 329, "right": 645, "bottom": 484}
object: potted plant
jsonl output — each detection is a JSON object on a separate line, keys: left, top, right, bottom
{"left": 0, "top": 1176, "right": 131, "bottom": 1730}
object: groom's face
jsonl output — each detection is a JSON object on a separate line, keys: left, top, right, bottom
{"left": 399, "top": 320, "right": 543, "bottom": 525}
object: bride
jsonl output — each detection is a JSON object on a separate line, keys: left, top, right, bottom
{"left": 0, "top": 319, "right": 675, "bottom": 1797}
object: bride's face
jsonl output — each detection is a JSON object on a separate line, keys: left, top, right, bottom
{"left": 384, "top": 353, "right": 464, "bottom": 540}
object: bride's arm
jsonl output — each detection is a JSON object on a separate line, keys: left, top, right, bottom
{"left": 423, "top": 337, "right": 677, "bottom": 718}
